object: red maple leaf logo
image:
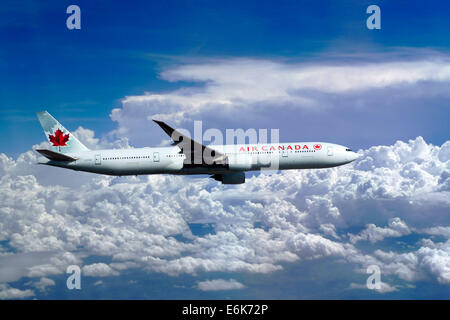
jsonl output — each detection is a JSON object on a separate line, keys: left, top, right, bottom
{"left": 49, "top": 129, "right": 69, "bottom": 147}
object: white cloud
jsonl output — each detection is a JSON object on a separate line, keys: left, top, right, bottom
{"left": 319, "top": 223, "right": 341, "bottom": 240}
{"left": 0, "top": 131, "right": 449, "bottom": 296}
{"left": 82, "top": 263, "right": 119, "bottom": 277}
{"left": 72, "top": 127, "right": 131, "bottom": 150}
{"left": 161, "top": 58, "right": 450, "bottom": 94}
{"left": 27, "top": 277, "right": 55, "bottom": 292}
{"left": 421, "top": 226, "right": 450, "bottom": 238}
{"left": 417, "top": 240, "right": 450, "bottom": 284}
{"left": 0, "top": 252, "right": 80, "bottom": 283}
{"left": 348, "top": 218, "right": 412, "bottom": 244}
{"left": 0, "top": 284, "right": 34, "bottom": 300}
{"left": 349, "top": 281, "right": 399, "bottom": 294}
{"left": 197, "top": 279, "right": 245, "bottom": 291}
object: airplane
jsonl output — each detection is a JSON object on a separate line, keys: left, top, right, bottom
{"left": 35, "top": 111, "right": 359, "bottom": 184}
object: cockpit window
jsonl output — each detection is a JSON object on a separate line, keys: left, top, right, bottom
{"left": 345, "top": 148, "right": 352, "bottom": 152}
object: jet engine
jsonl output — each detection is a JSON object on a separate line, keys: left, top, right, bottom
{"left": 212, "top": 172, "right": 245, "bottom": 184}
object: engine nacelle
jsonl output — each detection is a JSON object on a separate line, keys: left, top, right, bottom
{"left": 212, "top": 172, "right": 245, "bottom": 184}
{"left": 227, "top": 154, "right": 253, "bottom": 171}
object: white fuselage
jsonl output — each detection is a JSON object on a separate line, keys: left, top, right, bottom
{"left": 39, "top": 142, "right": 358, "bottom": 176}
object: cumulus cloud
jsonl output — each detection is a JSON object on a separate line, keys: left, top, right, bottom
{"left": 421, "top": 226, "right": 450, "bottom": 238}
{"left": 82, "top": 263, "right": 120, "bottom": 277}
{"left": 27, "top": 277, "right": 56, "bottom": 292}
{"left": 348, "top": 218, "right": 412, "bottom": 244}
{"left": 0, "top": 251, "right": 80, "bottom": 283}
{"left": 0, "top": 284, "right": 34, "bottom": 300}
{"left": 349, "top": 281, "right": 399, "bottom": 294}
{"left": 197, "top": 279, "right": 245, "bottom": 291}
{"left": 72, "top": 127, "right": 131, "bottom": 151}
{"left": 417, "top": 240, "right": 450, "bottom": 284}
{"left": 0, "top": 120, "right": 449, "bottom": 297}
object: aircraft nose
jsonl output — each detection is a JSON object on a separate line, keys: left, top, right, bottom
{"left": 349, "top": 151, "right": 359, "bottom": 162}
{"left": 343, "top": 148, "right": 359, "bottom": 163}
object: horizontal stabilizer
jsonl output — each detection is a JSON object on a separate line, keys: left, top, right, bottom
{"left": 35, "top": 149, "right": 77, "bottom": 162}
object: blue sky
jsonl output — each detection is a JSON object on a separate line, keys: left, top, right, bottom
{"left": 0, "top": 1, "right": 449, "bottom": 300}
{"left": 1, "top": 0, "right": 450, "bottom": 155}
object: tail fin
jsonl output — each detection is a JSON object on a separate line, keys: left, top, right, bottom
{"left": 36, "top": 111, "right": 89, "bottom": 154}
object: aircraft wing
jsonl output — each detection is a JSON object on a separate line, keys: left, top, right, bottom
{"left": 152, "top": 120, "right": 227, "bottom": 165}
